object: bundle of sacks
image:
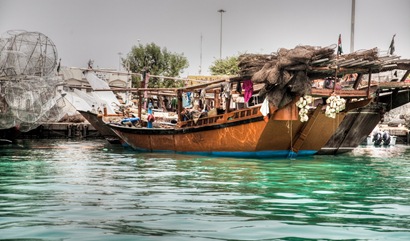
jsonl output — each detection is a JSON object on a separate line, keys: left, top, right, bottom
{"left": 296, "top": 95, "right": 313, "bottom": 122}
{"left": 325, "top": 95, "right": 346, "bottom": 118}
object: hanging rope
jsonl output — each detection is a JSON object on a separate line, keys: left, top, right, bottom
{"left": 288, "top": 119, "right": 297, "bottom": 158}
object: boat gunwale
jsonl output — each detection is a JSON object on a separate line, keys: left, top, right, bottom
{"left": 107, "top": 114, "right": 265, "bottom": 135}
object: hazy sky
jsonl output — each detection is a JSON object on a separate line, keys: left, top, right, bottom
{"left": 1, "top": 0, "right": 409, "bottom": 76}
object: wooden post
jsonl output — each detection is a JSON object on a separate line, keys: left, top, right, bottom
{"left": 407, "top": 131, "right": 409, "bottom": 145}
{"left": 67, "top": 125, "right": 72, "bottom": 138}
{"left": 225, "top": 96, "right": 231, "bottom": 114}
{"left": 353, "top": 73, "right": 363, "bottom": 90}
{"left": 333, "top": 68, "right": 338, "bottom": 92}
{"left": 214, "top": 89, "right": 220, "bottom": 109}
{"left": 367, "top": 69, "right": 372, "bottom": 97}
{"left": 138, "top": 91, "right": 142, "bottom": 120}
{"left": 400, "top": 70, "right": 410, "bottom": 82}
{"left": 177, "top": 90, "right": 183, "bottom": 122}
{"left": 139, "top": 71, "right": 146, "bottom": 119}
{"left": 103, "top": 105, "right": 107, "bottom": 116}
{"left": 143, "top": 71, "right": 150, "bottom": 109}
{"left": 222, "top": 83, "right": 232, "bottom": 114}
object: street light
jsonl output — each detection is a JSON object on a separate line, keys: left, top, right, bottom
{"left": 218, "top": 9, "right": 226, "bottom": 59}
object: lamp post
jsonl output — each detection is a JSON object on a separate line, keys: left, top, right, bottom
{"left": 218, "top": 9, "right": 226, "bottom": 59}
{"left": 350, "top": 0, "right": 355, "bottom": 53}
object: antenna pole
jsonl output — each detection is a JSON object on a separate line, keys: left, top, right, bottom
{"left": 218, "top": 9, "right": 226, "bottom": 59}
{"left": 350, "top": 0, "right": 355, "bottom": 53}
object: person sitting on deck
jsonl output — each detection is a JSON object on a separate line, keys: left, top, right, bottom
{"left": 180, "top": 103, "right": 207, "bottom": 122}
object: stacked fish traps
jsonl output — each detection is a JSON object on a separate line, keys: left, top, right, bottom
{"left": 0, "top": 30, "right": 66, "bottom": 131}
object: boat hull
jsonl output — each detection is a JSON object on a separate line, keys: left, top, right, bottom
{"left": 78, "top": 110, "right": 123, "bottom": 144}
{"left": 108, "top": 106, "right": 346, "bottom": 158}
{"left": 318, "top": 103, "right": 384, "bottom": 154}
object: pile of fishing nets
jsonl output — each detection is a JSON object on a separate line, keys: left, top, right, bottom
{"left": 238, "top": 45, "right": 335, "bottom": 108}
{"left": 0, "top": 30, "right": 66, "bottom": 131}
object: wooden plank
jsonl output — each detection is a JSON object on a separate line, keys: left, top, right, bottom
{"left": 400, "top": 70, "right": 410, "bottom": 82}
{"left": 291, "top": 104, "right": 322, "bottom": 153}
{"left": 378, "top": 82, "right": 410, "bottom": 88}
{"left": 310, "top": 88, "right": 369, "bottom": 98}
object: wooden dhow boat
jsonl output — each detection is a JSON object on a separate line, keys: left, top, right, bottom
{"left": 106, "top": 45, "right": 410, "bottom": 158}
{"left": 78, "top": 110, "right": 123, "bottom": 144}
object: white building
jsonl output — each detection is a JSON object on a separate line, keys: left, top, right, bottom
{"left": 60, "top": 67, "right": 132, "bottom": 90}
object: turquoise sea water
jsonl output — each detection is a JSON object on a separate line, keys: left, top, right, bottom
{"left": 1, "top": 139, "right": 410, "bottom": 241}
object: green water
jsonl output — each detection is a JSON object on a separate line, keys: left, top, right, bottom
{"left": 1, "top": 140, "right": 409, "bottom": 240}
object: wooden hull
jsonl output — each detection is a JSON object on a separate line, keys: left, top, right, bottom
{"left": 318, "top": 103, "right": 383, "bottom": 154}
{"left": 78, "top": 110, "right": 123, "bottom": 144}
{"left": 108, "top": 104, "right": 348, "bottom": 158}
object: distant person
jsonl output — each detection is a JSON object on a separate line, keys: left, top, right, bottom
{"left": 88, "top": 59, "right": 94, "bottom": 69}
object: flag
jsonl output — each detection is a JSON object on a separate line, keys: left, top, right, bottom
{"left": 389, "top": 34, "right": 396, "bottom": 55}
{"left": 337, "top": 34, "right": 343, "bottom": 56}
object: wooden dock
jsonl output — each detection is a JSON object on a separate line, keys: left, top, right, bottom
{"left": 17, "top": 123, "right": 103, "bottom": 139}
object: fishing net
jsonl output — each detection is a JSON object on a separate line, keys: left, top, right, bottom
{"left": 238, "top": 45, "right": 336, "bottom": 108}
{"left": 0, "top": 30, "right": 58, "bottom": 77}
{"left": 0, "top": 30, "right": 65, "bottom": 132}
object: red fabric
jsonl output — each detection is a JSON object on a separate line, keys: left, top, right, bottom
{"left": 147, "top": 114, "right": 155, "bottom": 122}
{"left": 243, "top": 79, "right": 253, "bottom": 103}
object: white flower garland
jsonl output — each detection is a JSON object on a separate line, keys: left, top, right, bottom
{"left": 296, "top": 95, "right": 346, "bottom": 121}
{"left": 325, "top": 95, "right": 346, "bottom": 118}
{"left": 296, "top": 95, "right": 313, "bottom": 122}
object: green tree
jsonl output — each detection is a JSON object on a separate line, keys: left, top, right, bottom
{"left": 124, "top": 42, "right": 189, "bottom": 88}
{"left": 209, "top": 56, "right": 239, "bottom": 75}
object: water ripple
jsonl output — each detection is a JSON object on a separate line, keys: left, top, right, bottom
{"left": 1, "top": 140, "right": 410, "bottom": 240}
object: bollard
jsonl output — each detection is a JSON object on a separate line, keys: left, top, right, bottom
{"left": 67, "top": 124, "right": 72, "bottom": 138}
{"left": 83, "top": 124, "right": 88, "bottom": 138}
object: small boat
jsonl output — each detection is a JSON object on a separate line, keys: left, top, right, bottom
{"left": 65, "top": 70, "right": 129, "bottom": 144}
{"left": 78, "top": 110, "right": 123, "bottom": 144}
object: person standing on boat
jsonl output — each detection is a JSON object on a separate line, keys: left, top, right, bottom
{"left": 147, "top": 102, "right": 155, "bottom": 128}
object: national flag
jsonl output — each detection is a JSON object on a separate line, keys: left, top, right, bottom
{"left": 389, "top": 34, "right": 396, "bottom": 55}
{"left": 337, "top": 34, "right": 343, "bottom": 55}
